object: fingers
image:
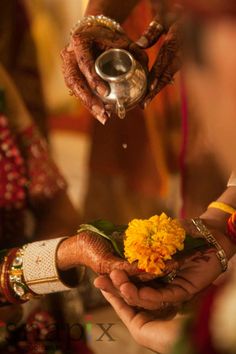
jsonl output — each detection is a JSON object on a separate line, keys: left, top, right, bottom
{"left": 143, "top": 22, "right": 182, "bottom": 107}
{"left": 72, "top": 32, "right": 109, "bottom": 97}
{"left": 136, "top": 19, "right": 165, "bottom": 49}
{"left": 61, "top": 47, "right": 111, "bottom": 124}
{"left": 138, "top": 282, "right": 191, "bottom": 305}
{"left": 96, "top": 270, "right": 187, "bottom": 310}
{"left": 128, "top": 43, "right": 149, "bottom": 71}
{"left": 110, "top": 258, "right": 142, "bottom": 276}
{"left": 71, "top": 27, "right": 130, "bottom": 96}
{"left": 94, "top": 275, "right": 121, "bottom": 296}
{"left": 101, "top": 290, "right": 137, "bottom": 328}
{"left": 143, "top": 54, "right": 181, "bottom": 106}
{"left": 136, "top": 4, "right": 182, "bottom": 49}
{"left": 110, "top": 270, "right": 162, "bottom": 309}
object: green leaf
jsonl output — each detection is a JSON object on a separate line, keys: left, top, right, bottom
{"left": 184, "top": 235, "right": 208, "bottom": 251}
{"left": 90, "top": 219, "right": 127, "bottom": 234}
{"left": 77, "top": 222, "right": 125, "bottom": 258}
{"left": 78, "top": 224, "right": 111, "bottom": 241}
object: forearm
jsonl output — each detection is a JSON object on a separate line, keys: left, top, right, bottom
{"left": 85, "top": 0, "right": 141, "bottom": 23}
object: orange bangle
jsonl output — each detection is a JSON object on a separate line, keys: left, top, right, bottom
{"left": 227, "top": 212, "right": 236, "bottom": 245}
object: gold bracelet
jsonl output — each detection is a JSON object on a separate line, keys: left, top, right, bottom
{"left": 9, "top": 248, "right": 36, "bottom": 301}
{"left": 191, "top": 218, "right": 228, "bottom": 272}
{"left": 71, "top": 15, "right": 124, "bottom": 36}
{"left": 208, "top": 201, "right": 235, "bottom": 215}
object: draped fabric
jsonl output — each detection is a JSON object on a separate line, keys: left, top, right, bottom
{"left": 83, "top": 0, "right": 182, "bottom": 223}
{"left": 0, "top": 0, "right": 47, "bottom": 136}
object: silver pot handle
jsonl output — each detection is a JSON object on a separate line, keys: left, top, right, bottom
{"left": 116, "top": 100, "right": 126, "bottom": 119}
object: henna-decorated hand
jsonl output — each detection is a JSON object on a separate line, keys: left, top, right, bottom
{"left": 136, "top": 11, "right": 183, "bottom": 107}
{"left": 94, "top": 219, "right": 231, "bottom": 310}
{"left": 57, "top": 231, "right": 142, "bottom": 277}
{"left": 61, "top": 24, "right": 148, "bottom": 124}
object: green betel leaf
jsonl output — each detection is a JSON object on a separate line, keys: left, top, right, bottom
{"left": 184, "top": 235, "right": 208, "bottom": 251}
{"left": 90, "top": 219, "right": 127, "bottom": 234}
{"left": 77, "top": 221, "right": 125, "bottom": 258}
{"left": 77, "top": 224, "right": 111, "bottom": 241}
{"left": 176, "top": 235, "right": 208, "bottom": 257}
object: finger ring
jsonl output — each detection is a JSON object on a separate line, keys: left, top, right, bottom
{"left": 149, "top": 20, "right": 164, "bottom": 32}
{"left": 163, "top": 270, "right": 177, "bottom": 283}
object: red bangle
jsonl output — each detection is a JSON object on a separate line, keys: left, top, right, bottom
{"left": 227, "top": 212, "right": 236, "bottom": 245}
{"left": 0, "top": 248, "right": 25, "bottom": 305}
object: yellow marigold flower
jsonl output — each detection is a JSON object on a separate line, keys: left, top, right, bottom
{"left": 124, "top": 213, "right": 185, "bottom": 276}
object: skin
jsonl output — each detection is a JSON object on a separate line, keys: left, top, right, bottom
{"left": 57, "top": 231, "right": 144, "bottom": 276}
{"left": 61, "top": 0, "right": 182, "bottom": 123}
{"left": 94, "top": 188, "right": 236, "bottom": 309}
{"left": 101, "top": 289, "right": 183, "bottom": 353}
{"left": 61, "top": 27, "right": 148, "bottom": 124}
{"left": 94, "top": 18, "right": 236, "bottom": 310}
{"left": 62, "top": 8, "right": 236, "bottom": 352}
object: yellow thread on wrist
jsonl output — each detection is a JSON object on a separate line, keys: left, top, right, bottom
{"left": 208, "top": 201, "right": 235, "bottom": 215}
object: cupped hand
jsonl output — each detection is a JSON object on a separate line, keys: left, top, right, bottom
{"left": 94, "top": 220, "right": 225, "bottom": 310}
{"left": 101, "top": 289, "right": 182, "bottom": 353}
{"left": 61, "top": 24, "right": 148, "bottom": 124}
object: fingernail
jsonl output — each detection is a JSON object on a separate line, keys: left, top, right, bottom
{"left": 150, "top": 79, "right": 158, "bottom": 91}
{"left": 92, "top": 108, "right": 108, "bottom": 125}
{"left": 144, "top": 98, "right": 151, "bottom": 109}
{"left": 96, "top": 85, "right": 109, "bottom": 97}
{"left": 99, "top": 118, "right": 107, "bottom": 125}
{"left": 136, "top": 36, "right": 149, "bottom": 48}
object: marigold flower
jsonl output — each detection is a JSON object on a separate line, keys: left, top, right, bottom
{"left": 124, "top": 213, "right": 185, "bottom": 275}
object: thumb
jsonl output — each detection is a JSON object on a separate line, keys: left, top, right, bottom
{"left": 136, "top": 19, "right": 165, "bottom": 49}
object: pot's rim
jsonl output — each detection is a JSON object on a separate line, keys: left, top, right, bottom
{"left": 95, "top": 48, "right": 136, "bottom": 82}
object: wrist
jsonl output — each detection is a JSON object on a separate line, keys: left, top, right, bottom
{"left": 200, "top": 210, "right": 236, "bottom": 259}
{"left": 56, "top": 236, "right": 79, "bottom": 271}
{"left": 85, "top": 0, "right": 140, "bottom": 24}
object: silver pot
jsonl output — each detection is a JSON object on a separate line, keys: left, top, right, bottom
{"left": 95, "top": 49, "right": 147, "bottom": 119}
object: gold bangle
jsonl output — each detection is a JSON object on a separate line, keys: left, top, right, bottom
{"left": 208, "top": 201, "right": 235, "bottom": 215}
{"left": 71, "top": 15, "right": 124, "bottom": 36}
{"left": 9, "top": 248, "right": 36, "bottom": 301}
{"left": 191, "top": 218, "right": 228, "bottom": 272}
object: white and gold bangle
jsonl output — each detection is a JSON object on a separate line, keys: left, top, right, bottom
{"left": 22, "top": 238, "right": 76, "bottom": 295}
{"left": 70, "top": 15, "right": 124, "bottom": 36}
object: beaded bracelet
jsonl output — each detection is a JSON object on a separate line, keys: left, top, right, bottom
{"left": 70, "top": 15, "right": 124, "bottom": 36}
{"left": 192, "top": 218, "right": 228, "bottom": 272}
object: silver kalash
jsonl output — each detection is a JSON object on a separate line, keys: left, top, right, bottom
{"left": 95, "top": 49, "right": 147, "bottom": 119}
